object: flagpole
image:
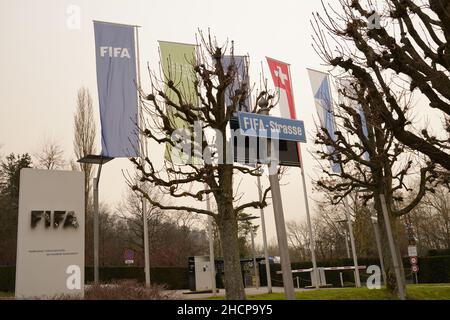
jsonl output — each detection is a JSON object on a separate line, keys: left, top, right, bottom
{"left": 329, "top": 75, "right": 361, "bottom": 288}
{"left": 287, "top": 65, "right": 320, "bottom": 289}
{"left": 135, "top": 25, "right": 151, "bottom": 288}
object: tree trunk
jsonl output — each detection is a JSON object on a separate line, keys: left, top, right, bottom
{"left": 216, "top": 200, "right": 246, "bottom": 300}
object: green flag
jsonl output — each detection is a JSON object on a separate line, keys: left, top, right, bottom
{"left": 159, "top": 41, "right": 200, "bottom": 165}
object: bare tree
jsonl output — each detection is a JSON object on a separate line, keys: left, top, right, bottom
{"left": 130, "top": 35, "right": 272, "bottom": 300}
{"left": 310, "top": 0, "right": 450, "bottom": 295}
{"left": 312, "top": 0, "right": 450, "bottom": 172}
{"left": 34, "top": 139, "right": 66, "bottom": 170}
{"left": 409, "top": 184, "right": 450, "bottom": 252}
{"left": 310, "top": 70, "right": 437, "bottom": 295}
{"left": 287, "top": 221, "right": 312, "bottom": 261}
{"left": 73, "top": 87, "right": 97, "bottom": 215}
{"left": 117, "top": 185, "right": 208, "bottom": 267}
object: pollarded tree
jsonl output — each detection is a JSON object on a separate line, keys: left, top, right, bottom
{"left": 312, "top": 73, "right": 437, "bottom": 296}
{"left": 312, "top": 0, "right": 450, "bottom": 173}
{"left": 130, "top": 36, "right": 273, "bottom": 300}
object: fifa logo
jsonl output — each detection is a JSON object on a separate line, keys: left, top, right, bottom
{"left": 31, "top": 210, "right": 79, "bottom": 229}
{"left": 100, "top": 47, "right": 131, "bottom": 59}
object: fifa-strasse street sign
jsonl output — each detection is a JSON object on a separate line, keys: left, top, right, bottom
{"left": 237, "top": 112, "right": 307, "bottom": 143}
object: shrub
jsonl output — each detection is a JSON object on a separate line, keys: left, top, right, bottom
{"left": 0, "top": 266, "right": 189, "bottom": 292}
{"left": 82, "top": 280, "right": 175, "bottom": 300}
{"left": 48, "top": 280, "right": 176, "bottom": 300}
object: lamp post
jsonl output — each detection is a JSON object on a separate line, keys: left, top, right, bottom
{"left": 77, "top": 155, "right": 113, "bottom": 284}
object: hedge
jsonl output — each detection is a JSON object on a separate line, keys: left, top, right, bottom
{"left": 0, "top": 266, "right": 188, "bottom": 293}
{"left": 427, "top": 249, "right": 450, "bottom": 257}
{"left": 416, "top": 255, "right": 450, "bottom": 284}
{"left": 1, "top": 255, "right": 449, "bottom": 293}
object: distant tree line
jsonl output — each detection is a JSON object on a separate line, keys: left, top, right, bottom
{"left": 0, "top": 87, "right": 214, "bottom": 268}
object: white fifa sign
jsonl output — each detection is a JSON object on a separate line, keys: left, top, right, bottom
{"left": 15, "top": 169, "right": 85, "bottom": 299}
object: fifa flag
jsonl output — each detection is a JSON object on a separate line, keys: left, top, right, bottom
{"left": 266, "top": 57, "right": 296, "bottom": 120}
{"left": 307, "top": 69, "right": 341, "bottom": 173}
{"left": 222, "top": 56, "right": 251, "bottom": 112}
{"left": 94, "top": 22, "right": 139, "bottom": 158}
{"left": 159, "top": 41, "right": 199, "bottom": 164}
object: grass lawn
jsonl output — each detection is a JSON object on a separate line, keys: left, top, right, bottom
{"left": 207, "top": 284, "right": 450, "bottom": 300}
{"left": 0, "top": 292, "right": 13, "bottom": 298}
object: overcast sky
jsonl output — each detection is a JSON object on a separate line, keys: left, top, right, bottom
{"left": 0, "top": 0, "right": 442, "bottom": 248}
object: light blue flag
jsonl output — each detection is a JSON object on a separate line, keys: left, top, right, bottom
{"left": 94, "top": 22, "right": 139, "bottom": 158}
{"left": 308, "top": 69, "right": 341, "bottom": 173}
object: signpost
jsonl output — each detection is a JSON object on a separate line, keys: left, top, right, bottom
{"left": 405, "top": 218, "right": 419, "bottom": 284}
{"left": 237, "top": 106, "right": 307, "bottom": 300}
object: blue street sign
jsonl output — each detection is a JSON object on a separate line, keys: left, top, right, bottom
{"left": 237, "top": 112, "right": 307, "bottom": 143}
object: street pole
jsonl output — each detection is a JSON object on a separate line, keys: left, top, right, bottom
{"left": 205, "top": 186, "right": 216, "bottom": 295}
{"left": 250, "top": 228, "right": 260, "bottom": 289}
{"left": 93, "top": 162, "right": 103, "bottom": 285}
{"left": 380, "top": 194, "right": 406, "bottom": 300}
{"left": 93, "top": 176, "right": 99, "bottom": 284}
{"left": 257, "top": 172, "right": 272, "bottom": 293}
{"left": 371, "top": 217, "right": 387, "bottom": 285}
{"left": 267, "top": 168, "right": 295, "bottom": 300}
{"left": 260, "top": 103, "right": 295, "bottom": 300}
{"left": 343, "top": 197, "right": 361, "bottom": 288}
{"left": 78, "top": 156, "right": 113, "bottom": 285}
{"left": 142, "top": 199, "right": 151, "bottom": 287}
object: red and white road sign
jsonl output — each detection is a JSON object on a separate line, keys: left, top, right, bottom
{"left": 411, "top": 265, "right": 419, "bottom": 273}
{"left": 410, "top": 256, "right": 418, "bottom": 265}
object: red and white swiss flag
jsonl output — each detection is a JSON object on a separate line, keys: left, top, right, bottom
{"left": 266, "top": 57, "right": 296, "bottom": 120}
{"left": 266, "top": 57, "right": 303, "bottom": 164}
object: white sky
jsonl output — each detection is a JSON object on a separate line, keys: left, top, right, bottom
{"left": 0, "top": 0, "right": 443, "bottom": 249}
